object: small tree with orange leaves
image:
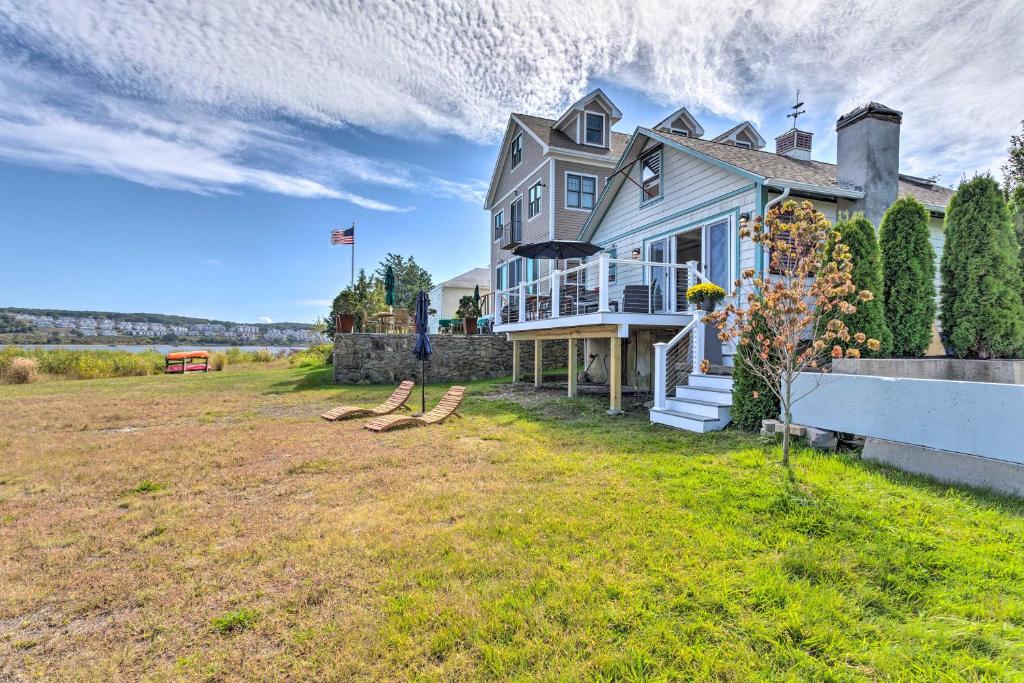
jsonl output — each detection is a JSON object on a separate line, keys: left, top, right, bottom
{"left": 706, "top": 200, "right": 881, "bottom": 467}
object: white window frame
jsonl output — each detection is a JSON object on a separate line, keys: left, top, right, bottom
{"left": 640, "top": 148, "right": 663, "bottom": 205}
{"left": 583, "top": 111, "right": 606, "bottom": 147}
{"left": 510, "top": 133, "right": 523, "bottom": 169}
{"left": 493, "top": 210, "right": 504, "bottom": 242}
{"left": 564, "top": 171, "right": 599, "bottom": 212}
{"left": 527, "top": 182, "right": 542, "bottom": 219}
{"left": 670, "top": 128, "right": 689, "bottom": 137}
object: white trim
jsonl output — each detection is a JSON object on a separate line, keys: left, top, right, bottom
{"left": 488, "top": 159, "right": 551, "bottom": 207}
{"left": 654, "top": 107, "right": 705, "bottom": 138}
{"left": 553, "top": 88, "right": 623, "bottom": 130}
{"left": 564, "top": 170, "right": 599, "bottom": 212}
{"left": 764, "top": 178, "right": 866, "bottom": 199}
{"left": 509, "top": 114, "right": 549, "bottom": 151}
{"left": 583, "top": 111, "right": 607, "bottom": 148}
{"left": 547, "top": 150, "right": 619, "bottom": 165}
{"left": 496, "top": 311, "right": 693, "bottom": 335}
{"left": 640, "top": 147, "right": 663, "bottom": 205}
{"left": 576, "top": 114, "right": 581, "bottom": 145}
{"left": 548, "top": 160, "right": 556, "bottom": 240}
{"left": 733, "top": 140, "right": 752, "bottom": 149}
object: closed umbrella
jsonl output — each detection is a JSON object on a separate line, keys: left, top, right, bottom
{"left": 412, "top": 289, "right": 432, "bottom": 414}
{"left": 384, "top": 265, "right": 396, "bottom": 307}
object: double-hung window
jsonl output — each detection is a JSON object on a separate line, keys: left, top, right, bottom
{"left": 566, "top": 173, "right": 597, "bottom": 210}
{"left": 584, "top": 112, "right": 604, "bottom": 145}
{"left": 528, "top": 182, "right": 542, "bottom": 218}
{"left": 509, "top": 198, "right": 522, "bottom": 241}
{"left": 640, "top": 149, "right": 662, "bottom": 203}
{"left": 493, "top": 210, "right": 503, "bottom": 241}
{"left": 510, "top": 134, "right": 522, "bottom": 168}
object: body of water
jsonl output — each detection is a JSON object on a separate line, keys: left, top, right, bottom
{"left": 0, "top": 343, "right": 309, "bottom": 354}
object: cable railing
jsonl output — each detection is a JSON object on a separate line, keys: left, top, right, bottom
{"left": 494, "top": 255, "right": 712, "bottom": 325}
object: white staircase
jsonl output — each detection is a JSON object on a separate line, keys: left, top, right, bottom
{"left": 649, "top": 372, "right": 733, "bottom": 432}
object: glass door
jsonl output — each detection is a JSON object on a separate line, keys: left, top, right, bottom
{"left": 648, "top": 238, "right": 669, "bottom": 313}
{"left": 703, "top": 218, "right": 732, "bottom": 291}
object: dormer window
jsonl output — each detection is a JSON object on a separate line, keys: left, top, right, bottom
{"left": 584, "top": 113, "right": 605, "bottom": 146}
{"left": 734, "top": 140, "right": 752, "bottom": 149}
{"left": 510, "top": 134, "right": 522, "bottom": 168}
{"left": 670, "top": 128, "right": 689, "bottom": 137}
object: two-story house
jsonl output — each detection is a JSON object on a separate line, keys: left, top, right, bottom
{"left": 483, "top": 89, "right": 630, "bottom": 294}
{"left": 487, "top": 95, "right": 955, "bottom": 433}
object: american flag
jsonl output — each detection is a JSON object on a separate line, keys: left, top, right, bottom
{"left": 330, "top": 226, "right": 355, "bottom": 245}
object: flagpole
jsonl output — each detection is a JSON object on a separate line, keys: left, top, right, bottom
{"left": 350, "top": 220, "right": 355, "bottom": 287}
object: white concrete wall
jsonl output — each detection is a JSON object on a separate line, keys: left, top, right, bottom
{"left": 790, "top": 373, "right": 1024, "bottom": 464}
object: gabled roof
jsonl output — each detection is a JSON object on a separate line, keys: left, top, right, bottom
{"left": 579, "top": 127, "right": 955, "bottom": 240}
{"left": 711, "top": 121, "right": 767, "bottom": 149}
{"left": 438, "top": 267, "right": 490, "bottom": 290}
{"left": 654, "top": 107, "right": 705, "bottom": 138}
{"left": 514, "top": 113, "right": 632, "bottom": 158}
{"left": 553, "top": 88, "right": 623, "bottom": 129}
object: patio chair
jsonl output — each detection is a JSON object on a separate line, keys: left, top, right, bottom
{"left": 364, "top": 386, "right": 465, "bottom": 432}
{"left": 320, "top": 380, "right": 415, "bottom": 421}
{"left": 390, "top": 309, "right": 411, "bottom": 333}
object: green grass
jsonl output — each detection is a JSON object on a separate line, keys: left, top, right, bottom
{"left": 1, "top": 365, "right": 1022, "bottom": 679}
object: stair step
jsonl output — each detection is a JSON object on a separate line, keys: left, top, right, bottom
{"left": 674, "top": 385, "right": 732, "bottom": 403}
{"left": 650, "top": 407, "right": 731, "bottom": 433}
{"left": 687, "top": 374, "right": 734, "bottom": 391}
{"left": 665, "top": 396, "right": 729, "bottom": 419}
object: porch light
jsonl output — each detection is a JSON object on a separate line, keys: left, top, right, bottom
{"left": 631, "top": 248, "right": 641, "bottom": 259}
{"left": 739, "top": 212, "right": 751, "bottom": 230}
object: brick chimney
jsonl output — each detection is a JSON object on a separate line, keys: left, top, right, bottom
{"left": 775, "top": 128, "right": 812, "bottom": 160}
{"left": 835, "top": 102, "right": 902, "bottom": 227}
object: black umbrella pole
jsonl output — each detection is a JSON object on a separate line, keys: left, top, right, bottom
{"left": 421, "top": 359, "right": 426, "bottom": 414}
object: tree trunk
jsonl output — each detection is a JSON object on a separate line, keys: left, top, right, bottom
{"left": 781, "top": 372, "right": 792, "bottom": 468}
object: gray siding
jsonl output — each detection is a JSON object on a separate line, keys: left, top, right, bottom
{"left": 554, "top": 160, "right": 608, "bottom": 240}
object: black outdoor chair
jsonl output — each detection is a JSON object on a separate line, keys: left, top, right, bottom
{"left": 621, "top": 284, "right": 662, "bottom": 313}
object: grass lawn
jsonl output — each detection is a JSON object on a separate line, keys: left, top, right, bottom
{"left": 1, "top": 365, "right": 1023, "bottom": 680}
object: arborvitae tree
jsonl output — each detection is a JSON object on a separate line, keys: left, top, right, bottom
{"left": 940, "top": 175, "right": 1024, "bottom": 359}
{"left": 730, "top": 298, "right": 780, "bottom": 432}
{"left": 1003, "top": 119, "right": 1024, "bottom": 198}
{"left": 1010, "top": 184, "right": 1024, "bottom": 296}
{"left": 879, "top": 196, "right": 936, "bottom": 357}
{"left": 824, "top": 214, "right": 893, "bottom": 357}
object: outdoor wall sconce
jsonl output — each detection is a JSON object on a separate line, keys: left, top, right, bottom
{"left": 739, "top": 212, "right": 751, "bottom": 229}
{"left": 631, "top": 248, "right": 641, "bottom": 259}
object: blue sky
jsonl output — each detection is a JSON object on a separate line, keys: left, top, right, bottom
{"left": 1, "top": 0, "right": 1021, "bottom": 323}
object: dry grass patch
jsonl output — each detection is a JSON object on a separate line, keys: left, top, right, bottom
{"left": 0, "top": 365, "right": 1022, "bottom": 680}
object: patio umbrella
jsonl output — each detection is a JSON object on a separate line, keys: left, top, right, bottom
{"left": 411, "top": 289, "right": 432, "bottom": 414}
{"left": 383, "top": 265, "right": 396, "bottom": 307}
{"left": 512, "top": 240, "right": 602, "bottom": 260}
{"left": 472, "top": 284, "right": 481, "bottom": 312}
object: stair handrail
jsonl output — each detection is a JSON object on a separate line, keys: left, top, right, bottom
{"left": 652, "top": 311, "right": 703, "bottom": 411}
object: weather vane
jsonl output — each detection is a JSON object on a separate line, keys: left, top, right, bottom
{"left": 787, "top": 90, "right": 806, "bottom": 127}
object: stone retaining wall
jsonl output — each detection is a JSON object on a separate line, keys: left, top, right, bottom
{"left": 333, "top": 334, "right": 570, "bottom": 384}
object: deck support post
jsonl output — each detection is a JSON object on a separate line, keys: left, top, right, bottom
{"left": 512, "top": 340, "right": 521, "bottom": 382}
{"left": 534, "top": 339, "right": 543, "bottom": 388}
{"left": 567, "top": 338, "right": 577, "bottom": 398}
{"left": 608, "top": 335, "right": 622, "bottom": 415}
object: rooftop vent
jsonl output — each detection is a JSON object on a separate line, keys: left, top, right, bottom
{"left": 775, "top": 128, "right": 813, "bottom": 160}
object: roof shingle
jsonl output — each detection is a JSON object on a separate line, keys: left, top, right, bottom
{"left": 513, "top": 113, "right": 631, "bottom": 159}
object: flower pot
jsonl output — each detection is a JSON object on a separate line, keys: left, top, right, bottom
{"left": 699, "top": 299, "right": 718, "bottom": 313}
{"left": 335, "top": 314, "right": 355, "bottom": 334}
{"left": 463, "top": 317, "right": 478, "bottom": 335}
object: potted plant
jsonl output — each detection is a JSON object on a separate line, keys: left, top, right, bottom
{"left": 333, "top": 290, "right": 359, "bottom": 334}
{"left": 686, "top": 282, "right": 727, "bottom": 312}
{"left": 687, "top": 282, "right": 727, "bottom": 365}
{"left": 456, "top": 295, "right": 482, "bottom": 334}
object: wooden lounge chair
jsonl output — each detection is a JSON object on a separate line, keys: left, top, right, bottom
{"left": 320, "top": 380, "right": 415, "bottom": 421}
{"left": 364, "top": 386, "right": 466, "bottom": 432}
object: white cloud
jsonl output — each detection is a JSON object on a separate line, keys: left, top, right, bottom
{"left": 258, "top": 316, "right": 273, "bottom": 324}
{"left": 0, "top": 0, "right": 1020, "bottom": 185}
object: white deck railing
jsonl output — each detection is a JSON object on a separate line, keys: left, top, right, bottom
{"left": 494, "top": 254, "right": 706, "bottom": 326}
